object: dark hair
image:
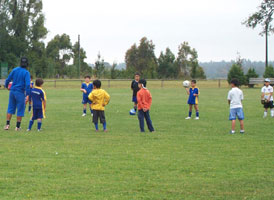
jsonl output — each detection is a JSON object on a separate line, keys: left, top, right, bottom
{"left": 35, "top": 78, "right": 44, "bottom": 87}
{"left": 139, "top": 79, "right": 147, "bottom": 87}
{"left": 30, "top": 75, "right": 33, "bottom": 79}
{"left": 191, "top": 80, "right": 197, "bottom": 84}
{"left": 135, "top": 72, "right": 140, "bottom": 76}
{"left": 230, "top": 78, "right": 239, "bottom": 86}
{"left": 84, "top": 75, "right": 91, "bottom": 79}
{"left": 93, "top": 80, "right": 101, "bottom": 88}
{"left": 20, "top": 57, "right": 28, "bottom": 68}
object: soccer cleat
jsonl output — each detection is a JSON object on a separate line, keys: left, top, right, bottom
{"left": 185, "top": 117, "right": 191, "bottom": 120}
{"left": 15, "top": 127, "right": 21, "bottom": 131}
{"left": 4, "top": 125, "right": 10, "bottom": 130}
{"left": 82, "top": 113, "right": 86, "bottom": 117}
{"left": 195, "top": 117, "right": 200, "bottom": 120}
{"left": 37, "top": 129, "right": 41, "bottom": 132}
{"left": 240, "top": 130, "right": 245, "bottom": 134}
{"left": 230, "top": 130, "right": 235, "bottom": 134}
{"left": 26, "top": 129, "right": 31, "bottom": 132}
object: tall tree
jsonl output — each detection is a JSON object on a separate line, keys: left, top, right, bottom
{"left": 243, "top": 0, "right": 274, "bottom": 68}
{"left": 157, "top": 48, "right": 176, "bottom": 78}
{"left": 94, "top": 53, "right": 105, "bottom": 78}
{"left": 72, "top": 41, "right": 91, "bottom": 77}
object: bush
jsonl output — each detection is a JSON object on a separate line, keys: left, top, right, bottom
{"left": 227, "top": 64, "right": 246, "bottom": 86}
{"left": 245, "top": 68, "right": 259, "bottom": 87}
{"left": 263, "top": 65, "right": 274, "bottom": 78}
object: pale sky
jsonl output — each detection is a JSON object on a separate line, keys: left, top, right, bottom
{"left": 43, "top": 0, "right": 273, "bottom": 64}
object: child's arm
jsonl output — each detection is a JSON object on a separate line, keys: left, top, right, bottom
{"left": 88, "top": 92, "right": 93, "bottom": 102}
{"left": 80, "top": 83, "right": 87, "bottom": 93}
{"left": 103, "top": 92, "right": 110, "bottom": 106}
{"left": 185, "top": 88, "right": 190, "bottom": 95}
{"left": 43, "top": 100, "right": 46, "bottom": 111}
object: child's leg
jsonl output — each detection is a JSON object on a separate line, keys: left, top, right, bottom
{"left": 239, "top": 120, "right": 244, "bottom": 132}
{"left": 99, "top": 111, "right": 107, "bottom": 131}
{"left": 194, "top": 104, "right": 199, "bottom": 117}
{"left": 144, "top": 110, "right": 154, "bottom": 132}
{"left": 28, "top": 118, "right": 34, "bottom": 130}
{"left": 37, "top": 119, "right": 42, "bottom": 130}
{"left": 138, "top": 110, "right": 145, "bottom": 132}
{"left": 231, "top": 120, "right": 236, "bottom": 132}
{"left": 28, "top": 101, "right": 32, "bottom": 112}
{"left": 89, "top": 104, "right": 93, "bottom": 114}
{"left": 264, "top": 108, "right": 268, "bottom": 118}
{"left": 83, "top": 104, "right": 87, "bottom": 114}
{"left": 188, "top": 104, "right": 193, "bottom": 117}
{"left": 134, "top": 103, "right": 137, "bottom": 111}
{"left": 93, "top": 111, "right": 99, "bottom": 131}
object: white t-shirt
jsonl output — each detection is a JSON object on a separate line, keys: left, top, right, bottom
{"left": 261, "top": 85, "right": 273, "bottom": 101}
{"left": 227, "top": 87, "right": 244, "bottom": 109}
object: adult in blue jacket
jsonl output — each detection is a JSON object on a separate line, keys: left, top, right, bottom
{"left": 4, "top": 57, "right": 31, "bottom": 131}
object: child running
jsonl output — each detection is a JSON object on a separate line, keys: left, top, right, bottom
{"left": 80, "top": 75, "right": 93, "bottom": 117}
{"left": 227, "top": 78, "right": 245, "bottom": 134}
{"left": 261, "top": 78, "right": 273, "bottom": 118}
{"left": 137, "top": 79, "right": 155, "bottom": 132}
{"left": 27, "top": 78, "right": 46, "bottom": 132}
{"left": 185, "top": 80, "right": 200, "bottom": 120}
{"left": 88, "top": 80, "right": 110, "bottom": 132}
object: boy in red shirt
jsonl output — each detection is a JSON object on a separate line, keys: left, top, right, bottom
{"left": 137, "top": 79, "right": 155, "bottom": 132}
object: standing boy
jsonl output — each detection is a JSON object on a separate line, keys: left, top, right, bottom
{"left": 131, "top": 72, "right": 140, "bottom": 113}
{"left": 185, "top": 80, "right": 200, "bottom": 120}
{"left": 227, "top": 79, "right": 245, "bottom": 134}
{"left": 4, "top": 57, "right": 31, "bottom": 131}
{"left": 27, "top": 78, "right": 46, "bottom": 132}
{"left": 261, "top": 78, "right": 273, "bottom": 118}
{"left": 137, "top": 79, "right": 155, "bottom": 132}
{"left": 88, "top": 80, "right": 110, "bottom": 132}
{"left": 80, "top": 76, "right": 93, "bottom": 117}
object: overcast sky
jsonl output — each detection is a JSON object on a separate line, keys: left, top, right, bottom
{"left": 43, "top": 0, "right": 273, "bottom": 64}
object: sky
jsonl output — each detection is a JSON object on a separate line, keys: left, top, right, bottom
{"left": 43, "top": 0, "right": 273, "bottom": 64}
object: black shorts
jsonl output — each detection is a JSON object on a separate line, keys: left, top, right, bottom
{"left": 93, "top": 110, "right": 106, "bottom": 124}
{"left": 264, "top": 101, "right": 274, "bottom": 109}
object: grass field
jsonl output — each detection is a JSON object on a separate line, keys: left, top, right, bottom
{"left": 0, "top": 81, "right": 273, "bottom": 199}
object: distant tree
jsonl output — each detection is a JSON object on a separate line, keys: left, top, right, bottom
{"left": 245, "top": 68, "right": 259, "bottom": 87}
{"left": 125, "top": 37, "right": 158, "bottom": 78}
{"left": 72, "top": 41, "right": 91, "bottom": 77}
{"left": 227, "top": 64, "right": 246, "bottom": 86}
{"left": 243, "top": 0, "right": 274, "bottom": 68}
{"left": 157, "top": 48, "right": 176, "bottom": 78}
{"left": 94, "top": 53, "right": 105, "bottom": 78}
{"left": 110, "top": 63, "right": 117, "bottom": 79}
{"left": 263, "top": 65, "right": 274, "bottom": 78}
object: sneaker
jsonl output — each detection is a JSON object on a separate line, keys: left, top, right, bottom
{"left": 15, "top": 127, "right": 21, "bottom": 131}
{"left": 37, "top": 129, "right": 41, "bottom": 132}
{"left": 91, "top": 113, "right": 93, "bottom": 117}
{"left": 185, "top": 117, "right": 191, "bottom": 120}
{"left": 82, "top": 113, "right": 86, "bottom": 117}
{"left": 230, "top": 130, "right": 235, "bottom": 134}
{"left": 4, "top": 125, "right": 10, "bottom": 130}
{"left": 195, "top": 117, "right": 199, "bottom": 120}
{"left": 26, "top": 129, "right": 31, "bottom": 132}
{"left": 104, "top": 129, "right": 108, "bottom": 133}
{"left": 240, "top": 130, "right": 245, "bottom": 134}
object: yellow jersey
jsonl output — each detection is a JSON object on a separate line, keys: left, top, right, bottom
{"left": 88, "top": 89, "right": 110, "bottom": 111}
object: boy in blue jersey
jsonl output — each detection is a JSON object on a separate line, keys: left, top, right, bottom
{"left": 131, "top": 72, "right": 140, "bottom": 113}
{"left": 4, "top": 57, "right": 31, "bottom": 131}
{"left": 80, "top": 76, "right": 93, "bottom": 116}
{"left": 27, "top": 78, "right": 46, "bottom": 132}
{"left": 185, "top": 80, "right": 200, "bottom": 120}
{"left": 28, "top": 75, "right": 34, "bottom": 113}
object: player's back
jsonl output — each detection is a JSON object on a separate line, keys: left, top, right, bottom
{"left": 31, "top": 87, "right": 46, "bottom": 109}
{"left": 89, "top": 89, "right": 110, "bottom": 110}
{"left": 7, "top": 67, "right": 30, "bottom": 93}
{"left": 228, "top": 88, "right": 243, "bottom": 108}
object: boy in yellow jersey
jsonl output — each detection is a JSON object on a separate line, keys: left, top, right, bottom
{"left": 185, "top": 80, "right": 200, "bottom": 120}
{"left": 88, "top": 80, "right": 110, "bottom": 132}
{"left": 27, "top": 78, "right": 46, "bottom": 132}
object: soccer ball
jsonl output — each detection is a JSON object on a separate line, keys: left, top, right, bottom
{"left": 129, "top": 109, "right": 136, "bottom": 115}
{"left": 183, "top": 80, "right": 190, "bottom": 88}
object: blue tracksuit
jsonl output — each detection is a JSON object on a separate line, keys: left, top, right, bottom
{"left": 5, "top": 66, "right": 31, "bottom": 117}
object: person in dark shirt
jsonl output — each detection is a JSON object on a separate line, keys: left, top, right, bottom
{"left": 131, "top": 72, "right": 140, "bottom": 113}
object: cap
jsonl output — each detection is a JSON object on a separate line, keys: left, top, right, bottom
{"left": 264, "top": 78, "right": 271, "bottom": 82}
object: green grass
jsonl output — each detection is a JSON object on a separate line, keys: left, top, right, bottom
{"left": 0, "top": 84, "right": 273, "bottom": 199}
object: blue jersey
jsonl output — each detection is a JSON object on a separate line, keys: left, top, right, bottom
{"left": 5, "top": 67, "right": 31, "bottom": 95}
{"left": 188, "top": 87, "right": 199, "bottom": 105}
{"left": 30, "top": 87, "right": 46, "bottom": 109}
{"left": 81, "top": 82, "right": 93, "bottom": 98}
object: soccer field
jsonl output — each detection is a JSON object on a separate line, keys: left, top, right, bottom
{"left": 0, "top": 83, "right": 273, "bottom": 199}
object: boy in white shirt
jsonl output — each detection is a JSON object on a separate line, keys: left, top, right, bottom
{"left": 227, "top": 79, "right": 245, "bottom": 134}
{"left": 261, "top": 78, "right": 273, "bottom": 118}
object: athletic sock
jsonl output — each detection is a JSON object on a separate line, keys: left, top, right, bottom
{"left": 134, "top": 106, "right": 137, "bottom": 111}
{"left": 83, "top": 109, "right": 87, "bottom": 114}
{"left": 189, "top": 111, "right": 192, "bottom": 117}
{"left": 6, "top": 120, "right": 10, "bottom": 126}
{"left": 16, "top": 121, "right": 21, "bottom": 129}
{"left": 103, "top": 122, "right": 107, "bottom": 130}
{"left": 94, "top": 123, "right": 98, "bottom": 131}
{"left": 28, "top": 105, "right": 31, "bottom": 112}
{"left": 196, "top": 111, "right": 199, "bottom": 117}
{"left": 271, "top": 109, "right": 274, "bottom": 117}
{"left": 28, "top": 120, "right": 34, "bottom": 130}
{"left": 264, "top": 111, "right": 267, "bottom": 118}
{"left": 37, "top": 121, "right": 42, "bottom": 130}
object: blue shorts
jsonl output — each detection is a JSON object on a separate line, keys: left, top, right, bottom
{"left": 32, "top": 108, "right": 44, "bottom": 120}
{"left": 82, "top": 96, "right": 92, "bottom": 104}
{"left": 132, "top": 96, "right": 137, "bottom": 104}
{"left": 229, "top": 108, "right": 244, "bottom": 120}
{"left": 7, "top": 91, "right": 26, "bottom": 117}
